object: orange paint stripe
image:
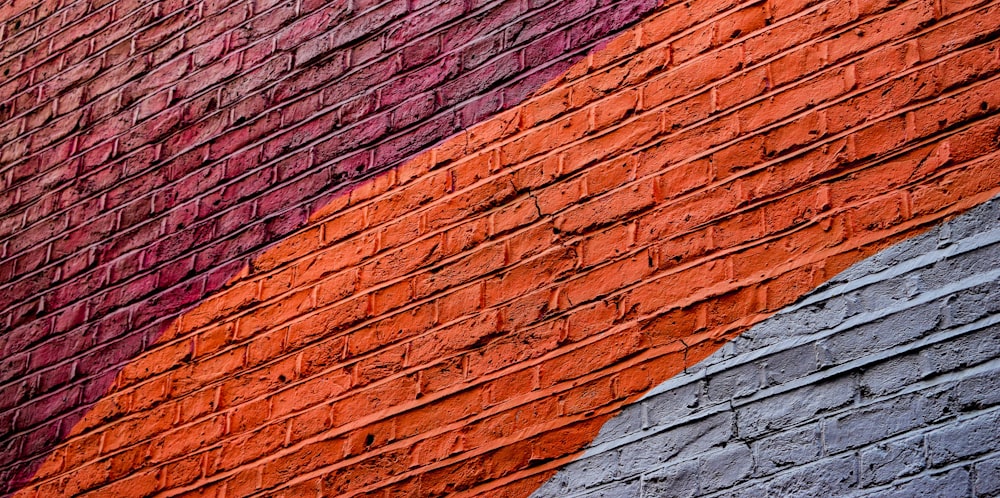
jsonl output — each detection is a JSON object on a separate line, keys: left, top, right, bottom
{"left": 16, "top": 1, "right": 1000, "bottom": 496}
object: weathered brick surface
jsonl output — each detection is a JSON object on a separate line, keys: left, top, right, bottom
{"left": 0, "top": 0, "right": 660, "bottom": 491}
{"left": 2, "top": 0, "right": 1000, "bottom": 495}
{"left": 535, "top": 198, "right": 1000, "bottom": 497}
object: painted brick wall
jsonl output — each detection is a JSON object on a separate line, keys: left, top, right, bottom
{"left": 2, "top": 0, "right": 1000, "bottom": 496}
{"left": 0, "top": 0, "right": 659, "bottom": 491}
{"left": 535, "top": 197, "right": 1000, "bottom": 497}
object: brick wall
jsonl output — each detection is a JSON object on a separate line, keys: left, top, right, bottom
{"left": 0, "top": 0, "right": 659, "bottom": 491}
{"left": 535, "top": 197, "right": 1000, "bottom": 497}
{"left": 2, "top": 0, "right": 1000, "bottom": 496}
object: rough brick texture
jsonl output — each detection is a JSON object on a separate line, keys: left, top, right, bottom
{"left": 3, "top": 0, "right": 1000, "bottom": 495}
{"left": 535, "top": 197, "right": 1000, "bottom": 497}
{"left": 0, "top": 0, "right": 660, "bottom": 491}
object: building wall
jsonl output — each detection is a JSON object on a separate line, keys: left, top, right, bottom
{"left": 535, "top": 197, "right": 1000, "bottom": 497}
{"left": 0, "top": 0, "right": 660, "bottom": 490}
{"left": 2, "top": 0, "right": 1000, "bottom": 496}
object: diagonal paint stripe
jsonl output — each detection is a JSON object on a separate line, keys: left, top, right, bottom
{"left": 7, "top": 0, "right": 1000, "bottom": 496}
{"left": 535, "top": 197, "right": 1000, "bottom": 497}
{"left": 638, "top": 219, "right": 1000, "bottom": 405}
{"left": 0, "top": 0, "right": 661, "bottom": 492}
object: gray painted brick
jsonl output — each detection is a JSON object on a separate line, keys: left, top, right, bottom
{"left": 859, "top": 353, "right": 923, "bottom": 398}
{"left": 940, "top": 283, "right": 1000, "bottom": 330}
{"left": 691, "top": 340, "right": 741, "bottom": 371}
{"left": 951, "top": 368, "right": 1000, "bottom": 414}
{"left": 730, "top": 454, "right": 858, "bottom": 498}
{"left": 704, "top": 362, "right": 762, "bottom": 403}
{"left": 815, "top": 304, "right": 940, "bottom": 368}
{"left": 926, "top": 409, "right": 1000, "bottom": 468}
{"left": 918, "top": 379, "right": 966, "bottom": 426}
{"left": 941, "top": 199, "right": 1000, "bottom": 241}
{"left": 858, "top": 466, "right": 972, "bottom": 498}
{"left": 640, "top": 459, "right": 700, "bottom": 498}
{"left": 824, "top": 393, "right": 925, "bottom": 454}
{"left": 578, "top": 479, "right": 641, "bottom": 498}
{"left": 919, "top": 325, "right": 1000, "bottom": 377}
{"left": 735, "top": 375, "right": 856, "bottom": 439}
{"left": 973, "top": 454, "right": 1000, "bottom": 496}
{"left": 698, "top": 443, "right": 754, "bottom": 493}
{"left": 534, "top": 449, "right": 622, "bottom": 497}
{"left": 595, "top": 403, "right": 645, "bottom": 443}
{"left": 752, "top": 423, "right": 823, "bottom": 476}
{"left": 919, "top": 242, "right": 1000, "bottom": 291}
{"left": 738, "top": 299, "right": 854, "bottom": 351}
{"left": 762, "top": 343, "right": 820, "bottom": 387}
{"left": 835, "top": 283, "right": 911, "bottom": 316}
{"left": 617, "top": 413, "right": 733, "bottom": 479}
{"left": 643, "top": 380, "right": 704, "bottom": 429}
{"left": 858, "top": 435, "right": 925, "bottom": 487}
